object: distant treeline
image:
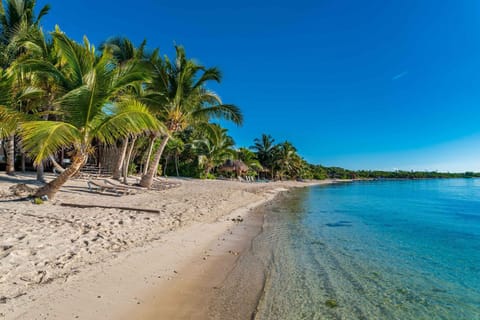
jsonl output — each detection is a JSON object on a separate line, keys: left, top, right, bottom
{"left": 309, "top": 165, "right": 480, "bottom": 180}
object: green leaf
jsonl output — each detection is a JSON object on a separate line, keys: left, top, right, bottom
{"left": 92, "top": 99, "right": 165, "bottom": 144}
{"left": 20, "top": 121, "right": 81, "bottom": 165}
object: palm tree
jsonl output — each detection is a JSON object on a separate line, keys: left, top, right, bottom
{"left": 237, "top": 147, "right": 263, "bottom": 173}
{"left": 0, "top": 70, "right": 17, "bottom": 175}
{"left": 274, "top": 141, "right": 297, "bottom": 180}
{"left": 99, "top": 36, "right": 147, "bottom": 63}
{"left": 13, "top": 21, "right": 64, "bottom": 181}
{"left": 0, "top": 0, "right": 50, "bottom": 47}
{"left": 0, "top": 0, "right": 50, "bottom": 175}
{"left": 100, "top": 37, "right": 149, "bottom": 180}
{"left": 194, "top": 124, "right": 236, "bottom": 175}
{"left": 138, "top": 45, "right": 242, "bottom": 188}
{"left": 0, "top": 65, "right": 44, "bottom": 175}
{"left": 250, "top": 133, "right": 276, "bottom": 179}
{"left": 19, "top": 29, "right": 160, "bottom": 198}
{"left": 163, "top": 137, "right": 184, "bottom": 176}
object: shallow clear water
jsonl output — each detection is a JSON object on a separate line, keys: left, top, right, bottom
{"left": 254, "top": 180, "right": 480, "bottom": 320}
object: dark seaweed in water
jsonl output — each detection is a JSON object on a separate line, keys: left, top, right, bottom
{"left": 326, "top": 220, "right": 352, "bottom": 227}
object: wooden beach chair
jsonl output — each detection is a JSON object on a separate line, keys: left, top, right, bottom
{"left": 103, "top": 179, "right": 143, "bottom": 192}
{"left": 151, "top": 178, "right": 182, "bottom": 191}
{"left": 87, "top": 180, "right": 133, "bottom": 196}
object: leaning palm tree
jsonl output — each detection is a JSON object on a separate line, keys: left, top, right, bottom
{"left": 138, "top": 45, "right": 242, "bottom": 188}
{"left": 19, "top": 29, "right": 160, "bottom": 198}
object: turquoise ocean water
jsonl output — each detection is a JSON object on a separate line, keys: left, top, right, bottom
{"left": 253, "top": 179, "right": 480, "bottom": 319}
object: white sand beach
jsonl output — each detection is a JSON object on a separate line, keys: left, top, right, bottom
{"left": 0, "top": 173, "right": 332, "bottom": 319}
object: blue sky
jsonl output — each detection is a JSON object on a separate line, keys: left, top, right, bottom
{"left": 37, "top": 0, "right": 480, "bottom": 172}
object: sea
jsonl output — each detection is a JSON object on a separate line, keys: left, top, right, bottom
{"left": 234, "top": 179, "right": 480, "bottom": 319}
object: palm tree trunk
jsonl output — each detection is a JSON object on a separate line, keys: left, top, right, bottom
{"left": 21, "top": 153, "right": 26, "bottom": 173}
{"left": 163, "top": 156, "right": 169, "bottom": 176}
{"left": 1, "top": 139, "right": 7, "bottom": 163}
{"left": 143, "top": 136, "right": 156, "bottom": 175}
{"left": 34, "top": 152, "right": 88, "bottom": 199}
{"left": 113, "top": 138, "right": 129, "bottom": 180}
{"left": 139, "top": 135, "right": 169, "bottom": 188}
{"left": 175, "top": 154, "right": 180, "bottom": 177}
{"left": 36, "top": 161, "right": 45, "bottom": 183}
{"left": 49, "top": 155, "right": 65, "bottom": 173}
{"left": 6, "top": 134, "right": 15, "bottom": 175}
{"left": 123, "top": 136, "right": 137, "bottom": 184}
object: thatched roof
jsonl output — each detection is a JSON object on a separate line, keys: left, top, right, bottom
{"left": 218, "top": 159, "right": 249, "bottom": 173}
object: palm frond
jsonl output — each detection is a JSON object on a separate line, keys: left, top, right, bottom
{"left": 92, "top": 99, "right": 165, "bottom": 145}
{"left": 20, "top": 120, "right": 81, "bottom": 164}
{"left": 0, "top": 105, "right": 19, "bottom": 137}
{"left": 17, "top": 85, "right": 44, "bottom": 100}
{"left": 35, "top": 4, "right": 51, "bottom": 25}
{"left": 16, "top": 58, "right": 69, "bottom": 87}
{"left": 112, "top": 59, "right": 151, "bottom": 91}
{"left": 58, "top": 84, "right": 92, "bottom": 127}
{"left": 192, "top": 104, "right": 243, "bottom": 126}
{"left": 192, "top": 67, "right": 222, "bottom": 90}
{"left": 52, "top": 27, "right": 94, "bottom": 86}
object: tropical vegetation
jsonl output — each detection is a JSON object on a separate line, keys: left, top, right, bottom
{"left": 0, "top": 1, "right": 478, "bottom": 200}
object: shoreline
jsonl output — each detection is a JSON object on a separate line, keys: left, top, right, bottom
{"left": 123, "top": 189, "right": 275, "bottom": 320}
{"left": 0, "top": 173, "right": 338, "bottom": 319}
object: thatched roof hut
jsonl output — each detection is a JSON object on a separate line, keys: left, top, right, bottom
{"left": 218, "top": 159, "right": 249, "bottom": 176}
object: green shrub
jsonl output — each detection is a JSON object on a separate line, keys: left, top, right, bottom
{"left": 199, "top": 172, "right": 216, "bottom": 180}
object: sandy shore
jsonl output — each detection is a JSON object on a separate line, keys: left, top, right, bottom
{"left": 0, "top": 173, "right": 333, "bottom": 319}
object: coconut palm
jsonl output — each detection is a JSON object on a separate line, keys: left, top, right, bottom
{"left": 138, "top": 45, "right": 243, "bottom": 188}
{"left": 100, "top": 37, "right": 150, "bottom": 180}
{"left": 194, "top": 124, "right": 236, "bottom": 175}
{"left": 0, "top": 0, "right": 50, "bottom": 175}
{"left": 163, "top": 137, "right": 184, "bottom": 176}
{"left": 0, "top": 0, "right": 50, "bottom": 46}
{"left": 100, "top": 36, "right": 147, "bottom": 63}
{"left": 0, "top": 64, "right": 44, "bottom": 175}
{"left": 250, "top": 133, "right": 276, "bottom": 179}
{"left": 274, "top": 141, "right": 297, "bottom": 180}
{"left": 13, "top": 23, "right": 66, "bottom": 180}
{"left": 0, "top": 70, "right": 16, "bottom": 174}
{"left": 19, "top": 29, "right": 160, "bottom": 198}
{"left": 237, "top": 147, "right": 263, "bottom": 172}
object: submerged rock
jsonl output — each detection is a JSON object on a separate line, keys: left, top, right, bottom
{"left": 325, "top": 299, "right": 338, "bottom": 308}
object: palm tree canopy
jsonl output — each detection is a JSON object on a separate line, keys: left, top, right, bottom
{"left": 18, "top": 28, "right": 162, "bottom": 164}
{"left": 0, "top": 65, "right": 45, "bottom": 137}
{"left": 251, "top": 133, "right": 276, "bottom": 167}
{"left": 237, "top": 147, "right": 263, "bottom": 171}
{"left": 144, "top": 45, "right": 243, "bottom": 132}
{"left": 195, "top": 124, "right": 236, "bottom": 171}
{"left": 0, "top": 0, "right": 50, "bottom": 44}
{"left": 99, "top": 36, "right": 147, "bottom": 64}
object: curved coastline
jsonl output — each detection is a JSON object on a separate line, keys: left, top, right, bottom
{"left": 0, "top": 174, "right": 336, "bottom": 319}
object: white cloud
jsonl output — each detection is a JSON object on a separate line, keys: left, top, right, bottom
{"left": 392, "top": 71, "right": 408, "bottom": 81}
